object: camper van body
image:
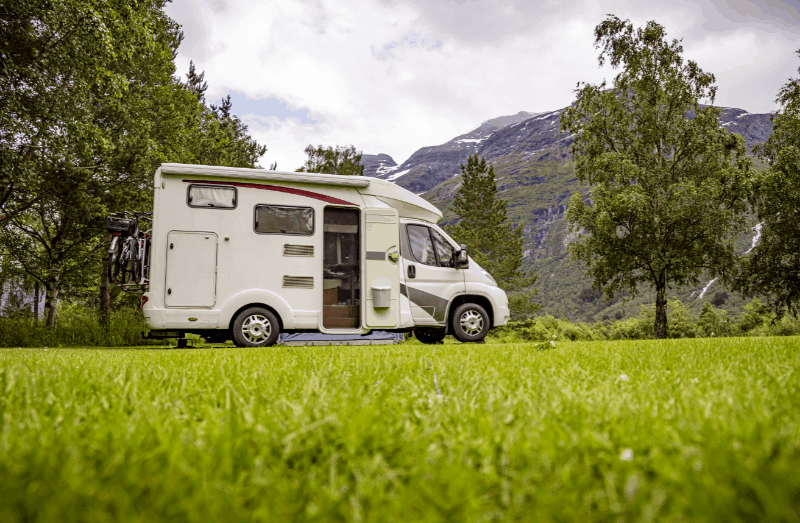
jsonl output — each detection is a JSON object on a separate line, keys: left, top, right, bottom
{"left": 142, "top": 163, "right": 510, "bottom": 345}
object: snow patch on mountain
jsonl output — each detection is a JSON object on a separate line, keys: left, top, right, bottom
{"left": 386, "top": 168, "right": 411, "bottom": 181}
{"left": 376, "top": 164, "right": 398, "bottom": 176}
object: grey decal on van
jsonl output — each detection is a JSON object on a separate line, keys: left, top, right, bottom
{"left": 405, "top": 285, "right": 449, "bottom": 322}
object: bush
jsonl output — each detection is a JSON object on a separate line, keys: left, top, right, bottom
{"left": 490, "top": 297, "right": 800, "bottom": 343}
{"left": 0, "top": 303, "right": 153, "bottom": 347}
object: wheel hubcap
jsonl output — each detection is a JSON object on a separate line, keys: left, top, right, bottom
{"left": 242, "top": 314, "right": 271, "bottom": 344}
{"left": 460, "top": 311, "right": 483, "bottom": 336}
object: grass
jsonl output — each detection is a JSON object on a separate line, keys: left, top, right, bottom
{"left": 1, "top": 337, "right": 799, "bottom": 522}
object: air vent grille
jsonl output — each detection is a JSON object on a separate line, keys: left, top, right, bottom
{"left": 283, "top": 276, "right": 313, "bottom": 289}
{"left": 283, "top": 244, "right": 314, "bottom": 257}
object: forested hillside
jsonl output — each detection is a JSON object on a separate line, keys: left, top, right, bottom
{"left": 362, "top": 106, "right": 773, "bottom": 321}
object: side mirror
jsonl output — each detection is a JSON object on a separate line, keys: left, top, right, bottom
{"left": 454, "top": 244, "right": 469, "bottom": 269}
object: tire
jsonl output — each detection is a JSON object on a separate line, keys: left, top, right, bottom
{"left": 451, "top": 303, "right": 490, "bottom": 343}
{"left": 232, "top": 307, "right": 280, "bottom": 347}
{"left": 130, "top": 240, "right": 142, "bottom": 284}
{"left": 121, "top": 238, "right": 136, "bottom": 284}
{"left": 108, "top": 246, "right": 120, "bottom": 283}
{"left": 120, "top": 243, "right": 132, "bottom": 284}
{"left": 414, "top": 329, "right": 446, "bottom": 344}
{"left": 141, "top": 238, "right": 150, "bottom": 282}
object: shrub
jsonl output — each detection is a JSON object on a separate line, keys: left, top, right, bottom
{"left": 0, "top": 303, "right": 153, "bottom": 347}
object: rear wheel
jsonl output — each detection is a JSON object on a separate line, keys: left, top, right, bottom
{"left": 120, "top": 242, "right": 132, "bottom": 284}
{"left": 108, "top": 239, "right": 121, "bottom": 283}
{"left": 414, "top": 329, "right": 446, "bottom": 344}
{"left": 451, "top": 303, "right": 490, "bottom": 343}
{"left": 232, "top": 307, "right": 280, "bottom": 347}
{"left": 130, "top": 241, "right": 142, "bottom": 284}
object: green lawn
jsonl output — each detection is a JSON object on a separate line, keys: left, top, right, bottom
{"left": 1, "top": 338, "right": 799, "bottom": 522}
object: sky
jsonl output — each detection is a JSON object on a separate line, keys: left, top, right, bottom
{"left": 165, "top": 0, "right": 800, "bottom": 170}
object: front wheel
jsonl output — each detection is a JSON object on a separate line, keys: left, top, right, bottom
{"left": 451, "top": 303, "right": 490, "bottom": 342}
{"left": 232, "top": 307, "right": 280, "bottom": 347}
{"left": 414, "top": 329, "right": 446, "bottom": 344}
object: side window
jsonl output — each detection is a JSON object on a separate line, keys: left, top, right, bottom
{"left": 407, "top": 225, "right": 437, "bottom": 266}
{"left": 187, "top": 184, "right": 236, "bottom": 209}
{"left": 254, "top": 205, "right": 314, "bottom": 235}
{"left": 430, "top": 228, "right": 454, "bottom": 267}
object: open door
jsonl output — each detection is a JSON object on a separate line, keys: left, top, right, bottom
{"left": 364, "top": 208, "right": 400, "bottom": 328}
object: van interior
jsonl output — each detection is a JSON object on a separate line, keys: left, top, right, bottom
{"left": 323, "top": 208, "right": 360, "bottom": 328}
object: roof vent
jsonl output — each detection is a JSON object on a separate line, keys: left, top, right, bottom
{"left": 282, "top": 276, "right": 313, "bottom": 289}
{"left": 283, "top": 244, "right": 314, "bottom": 257}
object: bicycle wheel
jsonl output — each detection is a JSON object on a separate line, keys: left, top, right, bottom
{"left": 131, "top": 239, "right": 142, "bottom": 284}
{"left": 108, "top": 236, "right": 121, "bottom": 283}
{"left": 141, "top": 236, "right": 150, "bottom": 282}
{"left": 120, "top": 240, "right": 134, "bottom": 284}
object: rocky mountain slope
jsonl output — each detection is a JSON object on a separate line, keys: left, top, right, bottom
{"left": 362, "top": 105, "right": 773, "bottom": 321}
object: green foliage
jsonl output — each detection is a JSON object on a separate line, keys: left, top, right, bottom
{"left": 735, "top": 50, "right": 800, "bottom": 315}
{"left": 738, "top": 297, "right": 772, "bottom": 332}
{"left": 697, "top": 302, "right": 735, "bottom": 337}
{"left": 666, "top": 300, "right": 697, "bottom": 338}
{"left": 491, "top": 296, "right": 800, "bottom": 342}
{"left": 0, "top": 3, "right": 267, "bottom": 327}
{"left": 489, "top": 314, "right": 599, "bottom": 342}
{"left": 182, "top": 91, "right": 267, "bottom": 168}
{"left": 561, "top": 16, "right": 752, "bottom": 339}
{"left": 2, "top": 339, "right": 800, "bottom": 521}
{"left": 296, "top": 144, "right": 365, "bottom": 176}
{"left": 0, "top": 0, "right": 188, "bottom": 325}
{"left": 445, "top": 154, "right": 539, "bottom": 316}
{"left": 0, "top": 305, "right": 150, "bottom": 347}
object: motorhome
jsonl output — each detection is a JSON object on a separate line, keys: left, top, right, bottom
{"left": 142, "top": 163, "right": 510, "bottom": 346}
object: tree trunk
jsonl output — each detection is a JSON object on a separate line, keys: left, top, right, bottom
{"left": 33, "top": 281, "right": 40, "bottom": 322}
{"left": 654, "top": 279, "right": 668, "bottom": 339}
{"left": 43, "top": 280, "right": 59, "bottom": 327}
{"left": 43, "top": 260, "right": 63, "bottom": 327}
{"left": 99, "top": 257, "right": 110, "bottom": 329}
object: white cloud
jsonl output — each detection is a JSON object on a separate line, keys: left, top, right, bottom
{"left": 166, "top": 0, "right": 800, "bottom": 169}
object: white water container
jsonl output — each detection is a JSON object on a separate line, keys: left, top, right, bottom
{"left": 372, "top": 285, "right": 391, "bottom": 308}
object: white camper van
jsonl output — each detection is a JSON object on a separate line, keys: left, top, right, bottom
{"left": 142, "top": 163, "right": 510, "bottom": 346}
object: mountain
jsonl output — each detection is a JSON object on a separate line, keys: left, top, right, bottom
{"left": 362, "top": 104, "right": 774, "bottom": 321}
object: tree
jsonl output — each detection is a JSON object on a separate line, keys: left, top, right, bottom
{"left": 181, "top": 91, "right": 267, "bottom": 168}
{"left": 560, "top": 16, "right": 751, "bottom": 339}
{"left": 0, "top": 2, "right": 269, "bottom": 327}
{"left": 734, "top": 50, "right": 800, "bottom": 315}
{"left": 296, "top": 145, "right": 365, "bottom": 176}
{"left": 445, "top": 154, "right": 540, "bottom": 318}
{"left": 0, "top": 0, "right": 192, "bottom": 325}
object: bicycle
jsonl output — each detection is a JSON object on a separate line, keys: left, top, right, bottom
{"left": 106, "top": 211, "right": 152, "bottom": 285}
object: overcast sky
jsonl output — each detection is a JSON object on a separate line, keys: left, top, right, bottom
{"left": 165, "top": 0, "right": 800, "bottom": 170}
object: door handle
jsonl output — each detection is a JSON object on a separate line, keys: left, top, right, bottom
{"left": 408, "top": 265, "right": 416, "bottom": 278}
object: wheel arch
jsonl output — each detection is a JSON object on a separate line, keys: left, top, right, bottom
{"left": 227, "top": 303, "right": 285, "bottom": 333}
{"left": 448, "top": 294, "right": 494, "bottom": 332}
{"left": 218, "top": 289, "right": 293, "bottom": 330}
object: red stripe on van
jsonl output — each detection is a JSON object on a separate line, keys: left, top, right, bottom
{"left": 183, "top": 179, "right": 358, "bottom": 206}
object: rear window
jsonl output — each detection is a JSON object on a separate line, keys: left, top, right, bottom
{"left": 187, "top": 184, "right": 237, "bottom": 209}
{"left": 254, "top": 205, "right": 314, "bottom": 235}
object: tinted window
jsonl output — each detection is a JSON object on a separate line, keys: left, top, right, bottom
{"left": 407, "top": 225, "right": 437, "bottom": 266}
{"left": 255, "top": 205, "right": 314, "bottom": 235}
{"left": 431, "top": 228, "right": 454, "bottom": 267}
{"left": 188, "top": 184, "right": 236, "bottom": 209}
